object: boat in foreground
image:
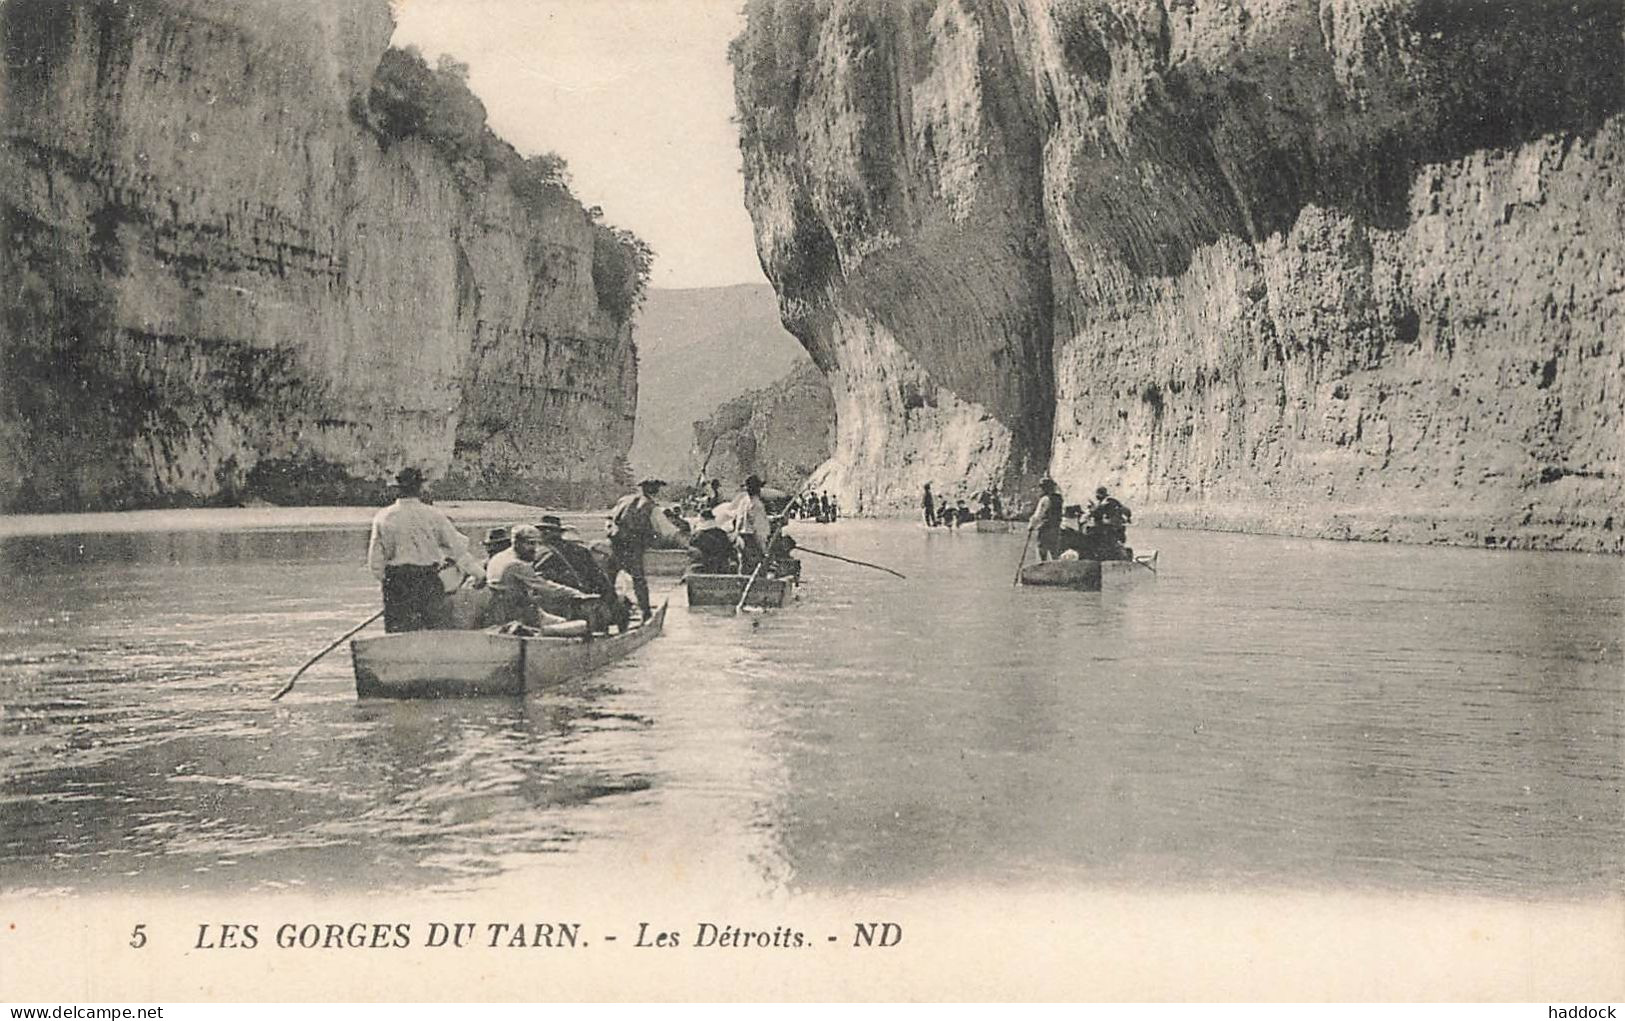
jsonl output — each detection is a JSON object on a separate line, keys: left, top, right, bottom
{"left": 685, "top": 572, "right": 793, "bottom": 608}
{"left": 1018, "top": 550, "right": 1158, "bottom": 590}
{"left": 351, "top": 603, "right": 668, "bottom": 698}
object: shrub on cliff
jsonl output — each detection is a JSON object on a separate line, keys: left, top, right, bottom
{"left": 354, "top": 46, "right": 488, "bottom": 169}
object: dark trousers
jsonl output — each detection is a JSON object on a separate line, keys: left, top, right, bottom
{"left": 608, "top": 539, "right": 651, "bottom": 618}
{"left": 739, "top": 533, "right": 766, "bottom": 575}
{"left": 1035, "top": 526, "right": 1062, "bottom": 562}
{"left": 923, "top": 505, "right": 936, "bottom": 527}
{"left": 382, "top": 565, "right": 444, "bottom": 632}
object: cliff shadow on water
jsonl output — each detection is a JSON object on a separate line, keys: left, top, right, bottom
{"left": 0, "top": 0, "right": 648, "bottom": 513}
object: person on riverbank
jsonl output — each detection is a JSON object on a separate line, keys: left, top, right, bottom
{"left": 534, "top": 515, "right": 627, "bottom": 632}
{"left": 732, "top": 474, "right": 774, "bottom": 574}
{"left": 606, "top": 478, "right": 662, "bottom": 621}
{"left": 687, "top": 507, "right": 737, "bottom": 575}
{"left": 1028, "top": 478, "right": 1064, "bottom": 561}
{"left": 1059, "top": 504, "right": 1089, "bottom": 558}
{"left": 484, "top": 524, "right": 597, "bottom": 628}
{"left": 922, "top": 483, "right": 937, "bottom": 527}
{"left": 366, "top": 467, "right": 486, "bottom": 633}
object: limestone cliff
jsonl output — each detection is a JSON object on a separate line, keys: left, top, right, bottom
{"left": 687, "top": 362, "right": 834, "bottom": 491}
{"left": 0, "top": 0, "right": 643, "bottom": 511}
{"left": 733, "top": 0, "right": 1623, "bottom": 552}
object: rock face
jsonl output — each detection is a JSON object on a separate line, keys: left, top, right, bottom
{"left": 687, "top": 362, "right": 834, "bottom": 491}
{"left": 628, "top": 284, "right": 811, "bottom": 481}
{"left": 0, "top": 0, "right": 640, "bottom": 512}
{"left": 733, "top": 0, "right": 1624, "bottom": 552}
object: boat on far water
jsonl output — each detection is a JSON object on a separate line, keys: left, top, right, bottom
{"left": 351, "top": 604, "right": 668, "bottom": 698}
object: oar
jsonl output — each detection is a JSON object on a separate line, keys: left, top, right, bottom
{"left": 1013, "top": 526, "right": 1034, "bottom": 587}
{"left": 735, "top": 557, "right": 766, "bottom": 614}
{"left": 795, "top": 546, "right": 907, "bottom": 580}
{"left": 270, "top": 609, "right": 384, "bottom": 701}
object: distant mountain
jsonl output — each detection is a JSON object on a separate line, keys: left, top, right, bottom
{"left": 630, "top": 284, "right": 813, "bottom": 481}
{"left": 689, "top": 362, "right": 833, "bottom": 491}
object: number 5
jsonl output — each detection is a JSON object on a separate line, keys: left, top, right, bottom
{"left": 129, "top": 924, "right": 147, "bottom": 948}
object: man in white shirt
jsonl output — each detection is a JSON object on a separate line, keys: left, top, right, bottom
{"left": 366, "top": 467, "right": 486, "bottom": 632}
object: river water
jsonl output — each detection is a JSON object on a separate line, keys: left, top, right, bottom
{"left": 0, "top": 520, "right": 1619, "bottom": 900}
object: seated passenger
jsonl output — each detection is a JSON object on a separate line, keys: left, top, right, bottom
{"left": 1088, "top": 486, "right": 1133, "bottom": 560}
{"left": 534, "top": 515, "right": 628, "bottom": 632}
{"left": 482, "top": 524, "right": 598, "bottom": 627}
{"left": 1059, "top": 505, "right": 1089, "bottom": 557}
{"left": 482, "top": 526, "right": 511, "bottom": 562}
{"left": 766, "top": 530, "right": 801, "bottom": 582}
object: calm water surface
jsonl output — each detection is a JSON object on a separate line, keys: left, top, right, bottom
{"left": 1, "top": 521, "right": 1619, "bottom": 898}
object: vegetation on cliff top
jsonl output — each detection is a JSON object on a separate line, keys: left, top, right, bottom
{"left": 353, "top": 44, "right": 652, "bottom": 322}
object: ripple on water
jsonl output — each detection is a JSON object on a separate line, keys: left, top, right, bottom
{"left": 0, "top": 523, "right": 1619, "bottom": 898}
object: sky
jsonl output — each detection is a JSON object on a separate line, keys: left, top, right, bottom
{"left": 392, "top": 0, "right": 767, "bottom": 289}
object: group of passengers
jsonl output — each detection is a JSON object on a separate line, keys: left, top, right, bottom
{"left": 366, "top": 468, "right": 798, "bottom": 635}
{"left": 1027, "top": 479, "right": 1133, "bottom": 562}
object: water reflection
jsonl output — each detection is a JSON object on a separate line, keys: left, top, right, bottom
{"left": 0, "top": 522, "right": 1619, "bottom": 898}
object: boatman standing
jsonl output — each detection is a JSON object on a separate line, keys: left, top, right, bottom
{"left": 366, "top": 467, "right": 486, "bottom": 632}
{"left": 606, "top": 478, "right": 663, "bottom": 622}
{"left": 732, "top": 474, "right": 774, "bottom": 575}
{"left": 1028, "top": 477, "right": 1064, "bottom": 562}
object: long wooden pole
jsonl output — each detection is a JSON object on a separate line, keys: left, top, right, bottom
{"left": 270, "top": 609, "right": 384, "bottom": 701}
{"left": 1013, "top": 526, "right": 1034, "bottom": 587}
{"left": 735, "top": 557, "right": 766, "bottom": 614}
{"left": 795, "top": 546, "right": 906, "bottom": 580}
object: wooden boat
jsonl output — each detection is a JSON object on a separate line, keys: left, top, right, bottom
{"left": 1018, "top": 550, "right": 1158, "bottom": 590}
{"left": 351, "top": 603, "right": 668, "bottom": 698}
{"left": 1105, "top": 549, "right": 1159, "bottom": 580}
{"left": 684, "top": 572, "right": 792, "bottom": 609}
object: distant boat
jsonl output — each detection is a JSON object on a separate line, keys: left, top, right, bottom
{"left": 685, "top": 572, "right": 793, "bottom": 608}
{"left": 1019, "top": 551, "right": 1158, "bottom": 590}
{"left": 645, "top": 548, "right": 691, "bottom": 576}
{"left": 351, "top": 604, "right": 668, "bottom": 698}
